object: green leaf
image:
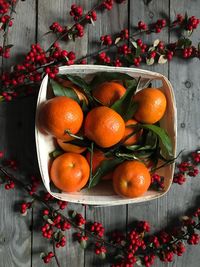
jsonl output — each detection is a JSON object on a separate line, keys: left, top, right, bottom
{"left": 50, "top": 79, "right": 80, "bottom": 103}
{"left": 111, "top": 78, "right": 140, "bottom": 121}
{"left": 135, "top": 47, "right": 141, "bottom": 57}
{"left": 80, "top": 239, "right": 87, "bottom": 249}
{"left": 90, "top": 72, "right": 135, "bottom": 88}
{"left": 141, "top": 124, "right": 173, "bottom": 159}
{"left": 126, "top": 131, "right": 158, "bottom": 151}
{"left": 60, "top": 74, "right": 95, "bottom": 105}
{"left": 49, "top": 149, "right": 63, "bottom": 159}
{"left": 88, "top": 158, "right": 124, "bottom": 188}
{"left": 123, "top": 79, "right": 138, "bottom": 90}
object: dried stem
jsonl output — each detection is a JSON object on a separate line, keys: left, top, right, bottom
{"left": 52, "top": 237, "right": 61, "bottom": 267}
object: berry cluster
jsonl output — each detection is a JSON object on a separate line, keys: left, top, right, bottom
{"left": 75, "top": 232, "right": 88, "bottom": 243}
{"left": 138, "top": 20, "right": 147, "bottom": 30}
{"left": 173, "top": 157, "right": 199, "bottom": 185}
{"left": 75, "top": 213, "right": 86, "bottom": 226}
{"left": 101, "top": 0, "right": 114, "bottom": 10}
{"left": 49, "top": 22, "right": 63, "bottom": 33}
{"left": 42, "top": 252, "right": 54, "bottom": 264}
{"left": 57, "top": 200, "right": 68, "bottom": 210}
{"left": 94, "top": 242, "right": 107, "bottom": 255}
{"left": 154, "top": 19, "right": 167, "bottom": 33}
{"left": 75, "top": 23, "right": 84, "bottom": 37}
{"left": 88, "top": 221, "right": 105, "bottom": 237}
{"left": 20, "top": 202, "right": 32, "bottom": 214}
{"left": 120, "top": 28, "right": 129, "bottom": 40}
{"left": 100, "top": 34, "right": 112, "bottom": 46}
{"left": 85, "top": 11, "right": 97, "bottom": 23}
{"left": 70, "top": 4, "right": 83, "bottom": 21}
{"left": 28, "top": 175, "right": 40, "bottom": 195}
{"left": 0, "top": 45, "right": 10, "bottom": 58}
{"left": 98, "top": 52, "right": 111, "bottom": 63}
{"left": 151, "top": 173, "right": 164, "bottom": 190}
{"left": 186, "top": 16, "right": 200, "bottom": 31}
{"left": 118, "top": 44, "right": 131, "bottom": 55}
{"left": 0, "top": 14, "right": 12, "bottom": 28}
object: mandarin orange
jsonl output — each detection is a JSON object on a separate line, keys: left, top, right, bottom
{"left": 38, "top": 96, "right": 83, "bottom": 140}
{"left": 84, "top": 106, "right": 125, "bottom": 148}
{"left": 92, "top": 81, "right": 126, "bottom": 106}
{"left": 50, "top": 152, "right": 90, "bottom": 192}
{"left": 133, "top": 88, "right": 167, "bottom": 124}
{"left": 113, "top": 160, "right": 151, "bottom": 198}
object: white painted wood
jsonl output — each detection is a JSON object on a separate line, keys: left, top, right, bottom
{"left": 35, "top": 65, "right": 177, "bottom": 206}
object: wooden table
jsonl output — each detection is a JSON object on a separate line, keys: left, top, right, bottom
{"left": 0, "top": 0, "right": 200, "bottom": 266}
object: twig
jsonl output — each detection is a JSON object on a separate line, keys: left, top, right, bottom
{"left": 1, "top": 0, "right": 19, "bottom": 74}
{"left": 46, "top": 0, "right": 103, "bottom": 53}
{"left": 52, "top": 237, "right": 61, "bottom": 267}
{"left": 0, "top": 165, "right": 122, "bottom": 251}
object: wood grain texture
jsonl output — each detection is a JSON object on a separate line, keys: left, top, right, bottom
{"left": 84, "top": 1, "right": 129, "bottom": 266}
{"left": 0, "top": 1, "right": 36, "bottom": 266}
{"left": 168, "top": 1, "right": 200, "bottom": 266}
{"left": 0, "top": 0, "right": 200, "bottom": 267}
{"left": 128, "top": 1, "right": 170, "bottom": 267}
{"left": 33, "top": 1, "right": 86, "bottom": 267}
{"left": 0, "top": 97, "right": 37, "bottom": 267}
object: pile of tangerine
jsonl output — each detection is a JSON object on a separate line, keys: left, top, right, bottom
{"left": 38, "top": 76, "right": 167, "bottom": 198}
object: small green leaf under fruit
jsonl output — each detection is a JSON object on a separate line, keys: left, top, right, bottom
{"left": 49, "top": 149, "right": 63, "bottom": 159}
{"left": 50, "top": 79, "right": 80, "bottom": 103}
{"left": 90, "top": 72, "right": 135, "bottom": 88}
{"left": 141, "top": 124, "right": 173, "bottom": 159}
{"left": 88, "top": 158, "right": 124, "bottom": 188}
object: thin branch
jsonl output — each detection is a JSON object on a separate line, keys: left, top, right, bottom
{"left": 0, "top": 166, "right": 122, "bottom": 251}
{"left": 1, "top": 0, "right": 19, "bottom": 74}
{"left": 52, "top": 238, "right": 61, "bottom": 267}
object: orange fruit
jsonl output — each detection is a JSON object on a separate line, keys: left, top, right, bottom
{"left": 50, "top": 152, "right": 90, "bottom": 192}
{"left": 86, "top": 149, "right": 113, "bottom": 180}
{"left": 38, "top": 96, "right": 83, "bottom": 140}
{"left": 57, "top": 78, "right": 89, "bottom": 104}
{"left": 133, "top": 88, "right": 167, "bottom": 124}
{"left": 57, "top": 138, "right": 86, "bottom": 154}
{"left": 113, "top": 160, "right": 151, "bottom": 198}
{"left": 92, "top": 81, "right": 126, "bottom": 106}
{"left": 122, "top": 119, "right": 142, "bottom": 146}
{"left": 84, "top": 106, "right": 125, "bottom": 148}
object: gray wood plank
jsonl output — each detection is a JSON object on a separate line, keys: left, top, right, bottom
{"left": 84, "top": 1, "right": 129, "bottom": 266}
{"left": 168, "top": 1, "right": 200, "bottom": 266}
{"left": 33, "top": 1, "right": 86, "bottom": 267}
{"left": 128, "top": 1, "right": 170, "bottom": 267}
{"left": 0, "top": 1, "right": 36, "bottom": 266}
{"left": 0, "top": 97, "right": 37, "bottom": 267}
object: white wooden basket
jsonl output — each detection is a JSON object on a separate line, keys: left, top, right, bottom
{"left": 35, "top": 65, "right": 177, "bottom": 206}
